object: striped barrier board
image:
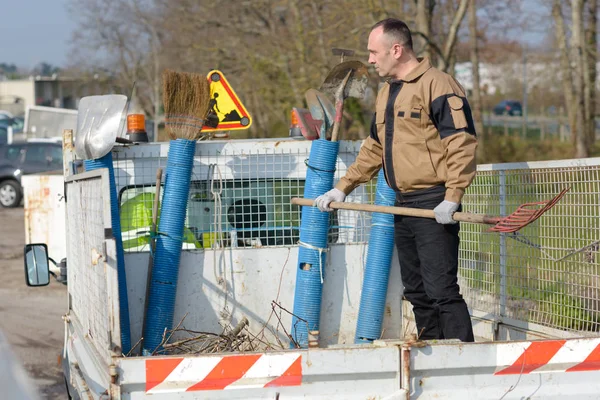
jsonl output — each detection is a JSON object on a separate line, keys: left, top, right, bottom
{"left": 145, "top": 353, "right": 302, "bottom": 393}
{"left": 409, "top": 337, "right": 600, "bottom": 399}
{"left": 494, "top": 338, "right": 600, "bottom": 375}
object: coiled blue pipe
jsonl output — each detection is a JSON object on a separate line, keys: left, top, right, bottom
{"left": 84, "top": 152, "right": 132, "bottom": 354}
{"left": 355, "top": 169, "right": 396, "bottom": 343}
{"left": 291, "top": 139, "right": 339, "bottom": 348}
{"left": 142, "top": 139, "right": 196, "bottom": 354}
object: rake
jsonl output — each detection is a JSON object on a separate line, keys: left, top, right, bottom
{"left": 291, "top": 187, "right": 569, "bottom": 233}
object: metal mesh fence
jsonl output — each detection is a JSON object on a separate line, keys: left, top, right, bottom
{"left": 461, "top": 160, "right": 600, "bottom": 334}
{"left": 112, "top": 141, "right": 374, "bottom": 252}
{"left": 66, "top": 171, "right": 115, "bottom": 367}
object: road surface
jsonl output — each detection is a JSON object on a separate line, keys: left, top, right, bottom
{"left": 0, "top": 207, "right": 68, "bottom": 399}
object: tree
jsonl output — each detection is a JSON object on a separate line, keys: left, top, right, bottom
{"left": 0, "top": 63, "right": 18, "bottom": 74}
{"left": 32, "top": 62, "right": 61, "bottom": 76}
{"left": 414, "top": 0, "right": 469, "bottom": 72}
{"left": 584, "top": 0, "right": 597, "bottom": 148}
{"left": 469, "top": 0, "right": 485, "bottom": 157}
{"left": 67, "top": 0, "right": 163, "bottom": 129}
{"left": 552, "top": 0, "right": 594, "bottom": 158}
{"left": 571, "top": 0, "right": 588, "bottom": 158}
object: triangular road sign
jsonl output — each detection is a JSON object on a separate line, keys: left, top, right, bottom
{"left": 203, "top": 70, "right": 252, "bottom": 132}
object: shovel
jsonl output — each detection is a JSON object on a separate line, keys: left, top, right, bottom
{"left": 75, "top": 95, "right": 129, "bottom": 160}
{"left": 291, "top": 187, "right": 569, "bottom": 233}
{"left": 319, "top": 60, "right": 369, "bottom": 142}
{"left": 305, "top": 88, "right": 335, "bottom": 139}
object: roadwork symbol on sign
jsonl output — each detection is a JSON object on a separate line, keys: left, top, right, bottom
{"left": 203, "top": 70, "right": 252, "bottom": 132}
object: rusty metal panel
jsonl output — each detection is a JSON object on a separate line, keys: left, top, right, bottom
{"left": 23, "top": 174, "right": 67, "bottom": 263}
{"left": 123, "top": 245, "right": 403, "bottom": 353}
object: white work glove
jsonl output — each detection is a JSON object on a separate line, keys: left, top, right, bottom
{"left": 314, "top": 188, "right": 346, "bottom": 212}
{"left": 433, "top": 200, "right": 459, "bottom": 224}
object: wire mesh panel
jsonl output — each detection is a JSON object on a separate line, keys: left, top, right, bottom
{"left": 66, "top": 169, "right": 118, "bottom": 366}
{"left": 113, "top": 140, "right": 374, "bottom": 253}
{"left": 461, "top": 159, "right": 600, "bottom": 334}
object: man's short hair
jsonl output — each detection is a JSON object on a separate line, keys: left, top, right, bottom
{"left": 371, "top": 18, "right": 413, "bottom": 51}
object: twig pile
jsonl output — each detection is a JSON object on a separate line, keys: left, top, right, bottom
{"left": 149, "top": 313, "right": 290, "bottom": 356}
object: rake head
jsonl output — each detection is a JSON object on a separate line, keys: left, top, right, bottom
{"left": 488, "top": 187, "right": 570, "bottom": 233}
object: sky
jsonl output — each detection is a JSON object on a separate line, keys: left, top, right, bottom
{"left": 1, "top": 0, "right": 549, "bottom": 71}
{"left": 2, "top": 0, "right": 72, "bottom": 69}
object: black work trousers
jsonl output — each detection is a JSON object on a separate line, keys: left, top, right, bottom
{"left": 394, "top": 189, "right": 474, "bottom": 342}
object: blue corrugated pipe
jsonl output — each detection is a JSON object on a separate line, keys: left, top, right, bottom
{"left": 142, "top": 139, "right": 196, "bottom": 355}
{"left": 355, "top": 169, "right": 396, "bottom": 343}
{"left": 291, "top": 139, "right": 339, "bottom": 348}
{"left": 84, "top": 152, "right": 132, "bottom": 354}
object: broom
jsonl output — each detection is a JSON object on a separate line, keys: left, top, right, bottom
{"left": 142, "top": 69, "right": 210, "bottom": 355}
{"left": 163, "top": 69, "right": 211, "bottom": 139}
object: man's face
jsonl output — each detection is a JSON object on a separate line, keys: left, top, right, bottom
{"left": 368, "top": 27, "right": 400, "bottom": 78}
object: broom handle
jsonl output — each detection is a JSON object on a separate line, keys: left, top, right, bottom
{"left": 150, "top": 168, "right": 162, "bottom": 237}
{"left": 291, "top": 197, "right": 500, "bottom": 225}
{"left": 140, "top": 168, "right": 163, "bottom": 355}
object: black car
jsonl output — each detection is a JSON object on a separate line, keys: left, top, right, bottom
{"left": 493, "top": 100, "right": 523, "bottom": 116}
{"left": 0, "top": 141, "right": 63, "bottom": 207}
{"left": 0, "top": 127, "right": 8, "bottom": 145}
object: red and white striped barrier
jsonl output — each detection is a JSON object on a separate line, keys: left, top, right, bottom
{"left": 145, "top": 353, "right": 302, "bottom": 393}
{"left": 494, "top": 338, "right": 600, "bottom": 375}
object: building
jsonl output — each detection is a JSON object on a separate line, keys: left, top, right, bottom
{"left": 0, "top": 75, "right": 115, "bottom": 116}
{"left": 454, "top": 61, "right": 600, "bottom": 96}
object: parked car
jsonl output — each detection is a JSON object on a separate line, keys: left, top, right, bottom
{"left": 0, "top": 141, "right": 63, "bottom": 207}
{"left": 0, "top": 127, "right": 8, "bottom": 145}
{"left": 0, "top": 116, "right": 25, "bottom": 134}
{"left": 492, "top": 100, "right": 523, "bottom": 116}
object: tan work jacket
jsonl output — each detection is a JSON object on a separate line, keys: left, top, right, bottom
{"left": 335, "top": 58, "right": 477, "bottom": 204}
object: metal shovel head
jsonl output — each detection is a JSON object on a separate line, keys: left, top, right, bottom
{"left": 319, "top": 60, "right": 369, "bottom": 99}
{"left": 305, "top": 89, "right": 335, "bottom": 133}
{"left": 75, "top": 95, "right": 128, "bottom": 160}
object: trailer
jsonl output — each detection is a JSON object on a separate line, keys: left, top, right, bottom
{"left": 24, "top": 131, "right": 600, "bottom": 399}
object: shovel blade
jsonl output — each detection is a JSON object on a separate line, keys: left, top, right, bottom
{"left": 320, "top": 60, "right": 369, "bottom": 99}
{"left": 305, "top": 88, "right": 336, "bottom": 132}
{"left": 75, "top": 95, "right": 128, "bottom": 160}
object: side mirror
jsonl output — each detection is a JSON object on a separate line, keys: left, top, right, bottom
{"left": 24, "top": 244, "right": 50, "bottom": 287}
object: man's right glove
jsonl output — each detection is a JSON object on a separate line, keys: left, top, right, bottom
{"left": 433, "top": 200, "right": 459, "bottom": 224}
{"left": 314, "top": 188, "right": 346, "bottom": 212}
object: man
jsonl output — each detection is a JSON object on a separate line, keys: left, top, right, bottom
{"left": 315, "top": 18, "right": 477, "bottom": 342}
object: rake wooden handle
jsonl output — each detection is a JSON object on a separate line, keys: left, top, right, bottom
{"left": 291, "top": 197, "right": 500, "bottom": 225}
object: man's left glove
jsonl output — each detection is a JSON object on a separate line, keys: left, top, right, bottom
{"left": 433, "top": 200, "right": 459, "bottom": 224}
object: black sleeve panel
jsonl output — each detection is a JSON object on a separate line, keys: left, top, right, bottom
{"left": 430, "top": 94, "right": 477, "bottom": 140}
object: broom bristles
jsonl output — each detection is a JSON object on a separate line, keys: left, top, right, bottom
{"left": 163, "top": 69, "right": 211, "bottom": 140}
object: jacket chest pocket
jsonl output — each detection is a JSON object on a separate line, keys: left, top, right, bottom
{"left": 394, "top": 103, "right": 423, "bottom": 141}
